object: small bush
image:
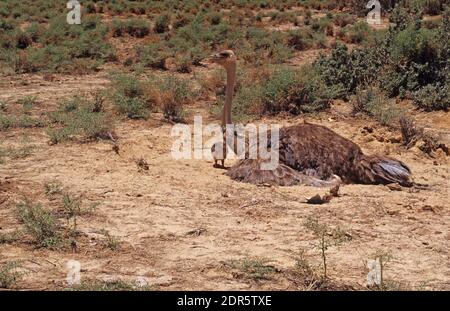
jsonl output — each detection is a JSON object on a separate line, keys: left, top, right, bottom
{"left": 412, "top": 82, "right": 449, "bottom": 111}
{"left": 261, "top": 67, "right": 335, "bottom": 115}
{"left": 137, "top": 43, "right": 172, "bottom": 69}
{"left": 154, "top": 14, "right": 170, "bottom": 33}
{"left": 47, "top": 96, "right": 114, "bottom": 144}
{"left": 68, "top": 279, "right": 149, "bottom": 291}
{"left": 0, "top": 114, "right": 44, "bottom": 131}
{"left": 157, "top": 75, "right": 191, "bottom": 122}
{"left": 229, "top": 258, "right": 276, "bottom": 281}
{"left": 0, "top": 230, "right": 23, "bottom": 244}
{"left": 16, "top": 200, "right": 62, "bottom": 248}
{"left": 352, "top": 87, "right": 403, "bottom": 127}
{"left": 344, "top": 21, "right": 371, "bottom": 44}
{"left": 110, "top": 74, "right": 150, "bottom": 119}
{"left": 0, "top": 261, "right": 23, "bottom": 289}
{"left": 112, "top": 19, "right": 150, "bottom": 38}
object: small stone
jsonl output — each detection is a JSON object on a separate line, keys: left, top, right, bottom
{"left": 387, "top": 183, "right": 402, "bottom": 191}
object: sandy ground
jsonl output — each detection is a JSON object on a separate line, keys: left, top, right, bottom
{"left": 0, "top": 71, "right": 449, "bottom": 291}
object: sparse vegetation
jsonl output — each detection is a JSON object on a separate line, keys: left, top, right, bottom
{"left": 351, "top": 87, "right": 403, "bottom": 127}
{"left": 99, "top": 229, "right": 121, "bottom": 251}
{"left": 110, "top": 74, "right": 150, "bottom": 120}
{"left": 0, "top": 261, "right": 23, "bottom": 289}
{"left": 68, "top": 279, "right": 150, "bottom": 291}
{"left": 229, "top": 258, "right": 276, "bottom": 281}
{"left": 0, "top": 144, "right": 34, "bottom": 162}
{"left": 303, "top": 217, "right": 351, "bottom": 279}
{"left": 47, "top": 95, "right": 114, "bottom": 144}
{"left": 0, "top": 230, "right": 23, "bottom": 244}
{"left": 16, "top": 200, "right": 62, "bottom": 249}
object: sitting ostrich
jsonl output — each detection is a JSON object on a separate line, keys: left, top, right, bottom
{"left": 209, "top": 50, "right": 412, "bottom": 187}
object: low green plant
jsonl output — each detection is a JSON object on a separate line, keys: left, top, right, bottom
{"left": 0, "top": 114, "right": 44, "bottom": 131}
{"left": 112, "top": 18, "right": 150, "bottom": 38}
{"left": 16, "top": 200, "right": 62, "bottom": 248}
{"left": 303, "top": 217, "right": 350, "bottom": 279}
{"left": 0, "top": 145, "right": 34, "bottom": 161}
{"left": 68, "top": 279, "right": 150, "bottom": 291}
{"left": 230, "top": 258, "right": 276, "bottom": 281}
{"left": 0, "top": 261, "right": 23, "bottom": 289}
{"left": 44, "top": 181, "right": 63, "bottom": 196}
{"left": 261, "top": 66, "right": 336, "bottom": 115}
{"left": 352, "top": 87, "right": 404, "bottom": 126}
{"left": 110, "top": 74, "right": 150, "bottom": 119}
{"left": 62, "top": 193, "right": 82, "bottom": 232}
{"left": 154, "top": 14, "right": 170, "bottom": 33}
{"left": 412, "top": 82, "right": 449, "bottom": 111}
{"left": 47, "top": 96, "right": 114, "bottom": 144}
{"left": 99, "top": 229, "right": 121, "bottom": 251}
{"left": 157, "top": 75, "right": 191, "bottom": 122}
{"left": 0, "top": 230, "right": 23, "bottom": 244}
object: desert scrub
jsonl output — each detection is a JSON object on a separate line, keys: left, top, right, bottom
{"left": 229, "top": 258, "right": 276, "bottom": 281}
{"left": 151, "top": 75, "right": 193, "bottom": 123}
{"left": 99, "top": 229, "right": 121, "bottom": 251}
{"left": 0, "top": 230, "right": 23, "bottom": 245}
{"left": 16, "top": 95, "right": 38, "bottom": 112}
{"left": 137, "top": 43, "right": 173, "bottom": 69}
{"left": 352, "top": 87, "right": 404, "bottom": 127}
{"left": 154, "top": 14, "right": 171, "bottom": 33}
{"left": 16, "top": 200, "right": 62, "bottom": 249}
{"left": 112, "top": 18, "right": 150, "bottom": 38}
{"left": 412, "top": 82, "right": 449, "bottom": 111}
{"left": 68, "top": 279, "right": 150, "bottom": 291}
{"left": 260, "top": 66, "right": 336, "bottom": 115}
{"left": 314, "top": 44, "right": 383, "bottom": 97}
{"left": 0, "top": 144, "right": 34, "bottom": 163}
{"left": 47, "top": 96, "right": 114, "bottom": 144}
{"left": 303, "top": 216, "right": 351, "bottom": 279}
{"left": 0, "top": 113, "right": 44, "bottom": 131}
{"left": 341, "top": 21, "right": 372, "bottom": 44}
{"left": 110, "top": 74, "right": 151, "bottom": 119}
{"left": 0, "top": 261, "right": 23, "bottom": 289}
{"left": 2, "top": 15, "right": 113, "bottom": 74}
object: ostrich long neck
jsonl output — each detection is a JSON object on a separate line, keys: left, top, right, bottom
{"left": 223, "top": 63, "right": 236, "bottom": 127}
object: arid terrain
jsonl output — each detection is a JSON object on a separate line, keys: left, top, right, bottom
{"left": 0, "top": 1, "right": 449, "bottom": 291}
{"left": 1, "top": 69, "right": 448, "bottom": 290}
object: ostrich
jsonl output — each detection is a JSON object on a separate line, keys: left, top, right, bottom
{"left": 208, "top": 50, "right": 412, "bottom": 187}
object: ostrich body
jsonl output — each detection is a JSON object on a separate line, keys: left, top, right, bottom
{"left": 209, "top": 50, "right": 412, "bottom": 187}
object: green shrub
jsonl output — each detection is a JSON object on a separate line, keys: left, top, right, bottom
{"left": 47, "top": 96, "right": 114, "bottom": 143}
{"left": 0, "top": 261, "right": 23, "bottom": 289}
{"left": 352, "top": 87, "right": 403, "bottom": 126}
{"left": 137, "top": 43, "right": 172, "bottom": 69}
{"left": 16, "top": 200, "right": 62, "bottom": 248}
{"left": 314, "top": 44, "right": 382, "bottom": 97}
{"left": 154, "top": 14, "right": 170, "bottom": 33}
{"left": 113, "top": 95, "right": 149, "bottom": 120}
{"left": 112, "top": 18, "right": 150, "bottom": 38}
{"left": 111, "top": 74, "right": 149, "bottom": 119}
{"left": 413, "top": 82, "right": 449, "bottom": 111}
{"left": 0, "top": 113, "right": 44, "bottom": 131}
{"left": 261, "top": 66, "right": 335, "bottom": 114}
{"left": 157, "top": 75, "right": 192, "bottom": 122}
{"left": 344, "top": 21, "right": 372, "bottom": 44}
{"left": 68, "top": 279, "right": 150, "bottom": 291}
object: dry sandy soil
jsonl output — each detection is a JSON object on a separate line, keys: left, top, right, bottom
{"left": 0, "top": 64, "right": 449, "bottom": 290}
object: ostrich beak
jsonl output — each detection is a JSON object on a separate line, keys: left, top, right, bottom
{"left": 201, "top": 53, "right": 222, "bottom": 67}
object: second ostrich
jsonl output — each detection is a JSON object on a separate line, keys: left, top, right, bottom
{"left": 209, "top": 50, "right": 412, "bottom": 187}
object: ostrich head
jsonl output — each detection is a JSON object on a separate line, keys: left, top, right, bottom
{"left": 209, "top": 50, "right": 237, "bottom": 70}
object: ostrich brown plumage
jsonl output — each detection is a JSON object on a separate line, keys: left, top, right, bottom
{"left": 209, "top": 50, "right": 412, "bottom": 187}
